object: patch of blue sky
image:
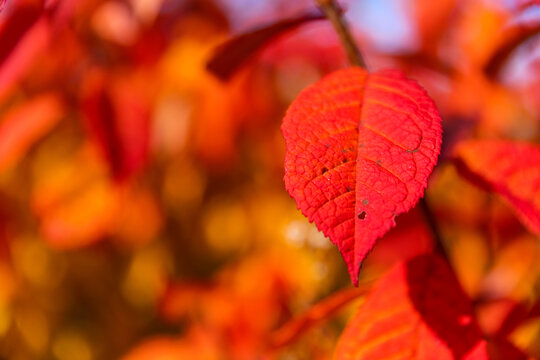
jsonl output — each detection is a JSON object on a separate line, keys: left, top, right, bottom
{"left": 346, "top": 0, "right": 419, "bottom": 54}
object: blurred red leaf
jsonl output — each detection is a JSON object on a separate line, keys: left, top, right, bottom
{"left": 487, "top": 339, "right": 529, "bottom": 360}
{"left": 363, "top": 207, "right": 433, "bottom": 269}
{"left": 0, "top": 2, "right": 50, "bottom": 98}
{"left": 516, "top": 1, "right": 540, "bottom": 12}
{"left": 80, "top": 70, "right": 151, "bottom": 181}
{"left": 335, "top": 254, "right": 489, "bottom": 359}
{"left": 282, "top": 67, "right": 442, "bottom": 285}
{"left": 487, "top": 298, "right": 540, "bottom": 339}
{"left": 455, "top": 140, "right": 540, "bottom": 235}
{"left": 206, "top": 9, "right": 325, "bottom": 81}
{"left": 0, "top": 2, "right": 42, "bottom": 65}
{"left": 469, "top": 299, "right": 532, "bottom": 358}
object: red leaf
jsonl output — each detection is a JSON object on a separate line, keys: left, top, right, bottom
{"left": 80, "top": 71, "right": 150, "bottom": 181}
{"left": 455, "top": 140, "right": 540, "bottom": 235}
{"left": 335, "top": 254, "right": 489, "bottom": 360}
{"left": 206, "top": 9, "right": 325, "bottom": 81}
{"left": 487, "top": 340, "right": 529, "bottom": 360}
{"left": 497, "top": 299, "right": 540, "bottom": 338}
{"left": 0, "top": 3, "right": 50, "bottom": 98}
{"left": 282, "top": 67, "right": 442, "bottom": 285}
{"left": 0, "top": 3, "right": 42, "bottom": 66}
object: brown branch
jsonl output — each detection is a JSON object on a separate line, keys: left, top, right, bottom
{"left": 419, "top": 197, "right": 450, "bottom": 262}
{"left": 314, "top": 0, "right": 366, "bottom": 68}
{"left": 484, "top": 22, "right": 540, "bottom": 79}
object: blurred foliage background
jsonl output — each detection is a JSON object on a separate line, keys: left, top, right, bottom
{"left": 0, "top": 0, "right": 540, "bottom": 359}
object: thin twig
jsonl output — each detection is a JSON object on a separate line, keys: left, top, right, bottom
{"left": 419, "top": 197, "right": 449, "bottom": 262}
{"left": 315, "top": 0, "right": 450, "bottom": 268}
{"left": 314, "top": 0, "right": 366, "bottom": 68}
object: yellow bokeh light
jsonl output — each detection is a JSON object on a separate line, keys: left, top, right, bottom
{"left": 15, "top": 307, "right": 49, "bottom": 354}
{"left": 52, "top": 330, "right": 92, "bottom": 360}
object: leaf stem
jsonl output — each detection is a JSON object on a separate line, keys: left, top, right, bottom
{"left": 314, "top": 0, "right": 366, "bottom": 68}
{"left": 267, "top": 283, "right": 371, "bottom": 350}
{"left": 419, "top": 197, "right": 450, "bottom": 262}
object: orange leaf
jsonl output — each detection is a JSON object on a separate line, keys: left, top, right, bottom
{"left": 0, "top": 93, "right": 63, "bottom": 171}
{"left": 268, "top": 285, "right": 370, "bottom": 350}
{"left": 121, "top": 327, "right": 220, "bottom": 360}
{"left": 335, "top": 254, "right": 489, "bottom": 359}
{"left": 410, "top": 0, "right": 457, "bottom": 55}
{"left": 282, "top": 67, "right": 442, "bottom": 285}
{"left": 31, "top": 145, "right": 119, "bottom": 249}
{"left": 455, "top": 140, "right": 540, "bottom": 235}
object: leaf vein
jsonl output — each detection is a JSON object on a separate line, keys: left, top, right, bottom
{"left": 356, "top": 153, "right": 408, "bottom": 186}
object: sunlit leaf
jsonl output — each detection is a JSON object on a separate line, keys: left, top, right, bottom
{"left": 455, "top": 140, "right": 540, "bottom": 235}
{"left": 282, "top": 67, "right": 442, "bottom": 285}
{"left": 335, "top": 254, "right": 489, "bottom": 359}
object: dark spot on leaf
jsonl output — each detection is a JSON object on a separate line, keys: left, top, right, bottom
{"left": 346, "top": 186, "right": 351, "bottom": 192}
{"left": 376, "top": 159, "right": 382, "bottom": 165}
{"left": 362, "top": 199, "right": 369, "bottom": 205}
{"left": 324, "top": 143, "right": 330, "bottom": 148}
{"left": 321, "top": 167, "right": 328, "bottom": 174}
{"left": 349, "top": 147, "right": 354, "bottom": 151}
{"left": 406, "top": 148, "right": 419, "bottom": 153}
{"left": 343, "top": 158, "right": 348, "bottom": 164}
{"left": 358, "top": 211, "right": 367, "bottom": 220}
